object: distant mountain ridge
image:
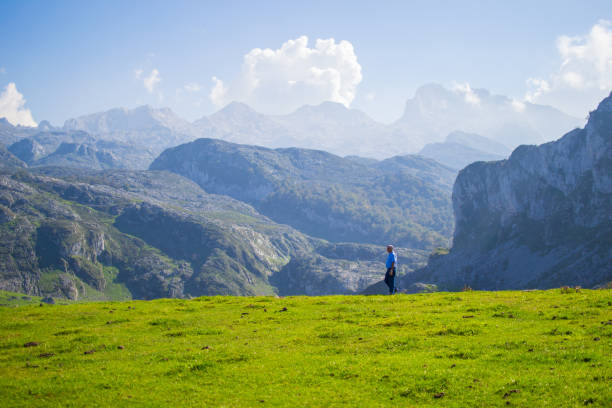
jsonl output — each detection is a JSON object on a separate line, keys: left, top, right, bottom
{"left": 7, "top": 130, "right": 151, "bottom": 170}
{"left": 0, "top": 83, "right": 583, "bottom": 170}
{"left": 63, "top": 105, "right": 198, "bottom": 161}
{"left": 409, "top": 92, "right": 612, "bottom": 290}
{"left": 150, "top": 138, "right": 455, "bottom": 249}
{"left": 64, "top": 105, "right": 195, "bottom": 135}
{"left": 193, "top": 101, "right": 396, "bottom": 158}
{"left": 393, "top": 83, "right": 582, "bottom": 151}
{"left": 419, "top": 131, "right": 512, "bottom": 170}
{"left": 191, "top": 85, "right": 581, "bottom": 158}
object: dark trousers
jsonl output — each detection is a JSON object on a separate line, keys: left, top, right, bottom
{"left": 384, "top": 267, "right": 396, "bottom": 294}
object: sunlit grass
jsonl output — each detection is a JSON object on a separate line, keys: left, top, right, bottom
{"left": 0, "top": 290, "right": 610, "bottom": 407}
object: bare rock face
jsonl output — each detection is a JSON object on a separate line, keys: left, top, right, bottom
{"left": 8, "top": 138, "right": 46, "bottom": 163}
{"left": 412, "top": 92, "right": 612, "bottom": 290}
{"left": 0, "top": 143, "right": 27, "bottom": 169}
{"left": 269, "top": 253, "right": 382, "bottom": 296}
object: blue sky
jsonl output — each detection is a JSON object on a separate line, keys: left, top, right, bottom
{"left": 1, "top": 0, "right": 612, "bottom": 125}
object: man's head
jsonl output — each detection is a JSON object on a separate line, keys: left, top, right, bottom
{"left": 386, "top": 245, "right": 394, "bottom": 253}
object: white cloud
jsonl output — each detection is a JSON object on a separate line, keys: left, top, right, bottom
{"left": 143, "top": 69, "right": 161, "bottom": 93}
{"left": 525, "top": 78, "right": 550, "bottom": 103}
{"left": 511, "top": 99, "right": 526, "bottom": 112}
{"left": 0, "top": 67, "right": 6, "bottom": 75}
{"left": 0, "top": 82, "right": 36, "bottom": 127}
{"left": 525, "top": 20, "right": 612, "bottom": 116}
{"left": 210, "top": 76, "right": 227, "bottom": 104}
{"left": 561, "top": 71, "right": 584, "bottom": 89}
{"left": 135, "top": 68, "right": 161, "bottom": 93}
{"left": 209, "top": 36, "right": 363, "bottom": 113}
{"left": 184, "top": 82, "right": 201, "bottom": 92}
{"left": 452, "top": 82, "right": 481, "bottom": 105}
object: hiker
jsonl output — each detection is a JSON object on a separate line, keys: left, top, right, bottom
{"left": 384, "top": 245, "right": 397, "bottom": 295}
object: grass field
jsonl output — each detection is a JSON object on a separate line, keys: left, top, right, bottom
{"left": 0, "top": 289, "right": 610, "bottom": 407}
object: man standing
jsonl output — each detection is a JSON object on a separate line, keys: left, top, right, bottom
{"left": 384, "top": 245, "right": 397, "bottom": 295}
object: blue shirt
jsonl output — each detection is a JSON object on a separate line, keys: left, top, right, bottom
{"left": 386, "top": 252, "right": 397, "bottom": 268}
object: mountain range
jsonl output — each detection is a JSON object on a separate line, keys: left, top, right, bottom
{"left": 193, "top": 84, "right": 582, "bottom": 157}
{"left": 0, "top": 84, "right": 584, "bottom": 172}
{"left": 0, "top": 85, "right": 606, "bottom": 300}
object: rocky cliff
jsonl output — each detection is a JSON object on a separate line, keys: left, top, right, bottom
{"left": 411, "top": 92, "right": 612, "bottom": 289}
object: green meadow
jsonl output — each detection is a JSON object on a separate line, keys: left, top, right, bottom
{"left": 0, "top": 290, "right": 610, "bottom": 407}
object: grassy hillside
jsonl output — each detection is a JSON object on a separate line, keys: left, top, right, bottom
{"left": 0, "top": 289, "right": 610, "bottom": 407}
{"left": 150, "top": 138, "right": 455, "bottom": 249}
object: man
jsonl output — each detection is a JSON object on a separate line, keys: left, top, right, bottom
{"left": 384, "top": 245, "right": 397, "bottom": 295}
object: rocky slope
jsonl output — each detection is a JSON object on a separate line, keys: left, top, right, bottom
{"left": 0, "top": 162, "right": 418, "bottom": 300}
{"left": 150, "top": 138, "right": 455, "bottom": 249}
{"left": 33, "top": 142, "right": 122, "bottom": 169}
{"left": 410, "top": 93, "right": 612, "bottom": 290}
{"left": 0, "top": 144, "right": 26, "bottom": 169}
{"left": 5, "top": 126, "right": 154, "bottom": 170}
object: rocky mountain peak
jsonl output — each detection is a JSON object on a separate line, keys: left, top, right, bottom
{"left": 37, "top": 120, "right": 54, "bottom": 131}
{"left": 584, "top": 91, "right": 612, "bottom": 138}
{"left": 593, "top": 92, "right": 612, "bottom": 113}
{"left": 215, "top": 101, "right": 258, "bottom": 116}
{"left": 63, "top": 105, "right": 192, "bottom": 134}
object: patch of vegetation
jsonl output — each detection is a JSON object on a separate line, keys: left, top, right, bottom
{"left": 0, "top": 291, "right": 43, "bottom": 307}
{"left": 431, "top": 246, "right": 450, "bottom": 256}
{"left": 0, "top": 289, "right": 610, "bottom": 406}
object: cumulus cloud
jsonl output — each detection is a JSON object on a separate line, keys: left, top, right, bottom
{"left": 184, "top": 82, "right": 201, "bottom": 92}
{"left": 209, "top": 36, "right": 362, "bottom": 113}
{"left": 135, "top": 68, "right": 161, "bottom": 93}
{"left": 525, "top": 78, "right": 551, "bottom": 102}
{"left": 525, "top": 20, "right": 612, "bottom": 116}
{"left": 0, "top": 82, "right": 36, "bottom": 127}
{"left": 452, "top": 82, "right": 481, "bottom": 105}
{"left": 511, "top": 98, "right": 526, "bottom": 112}
{"left": 210, "top": 76, "right": 227, "bottom": 105}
